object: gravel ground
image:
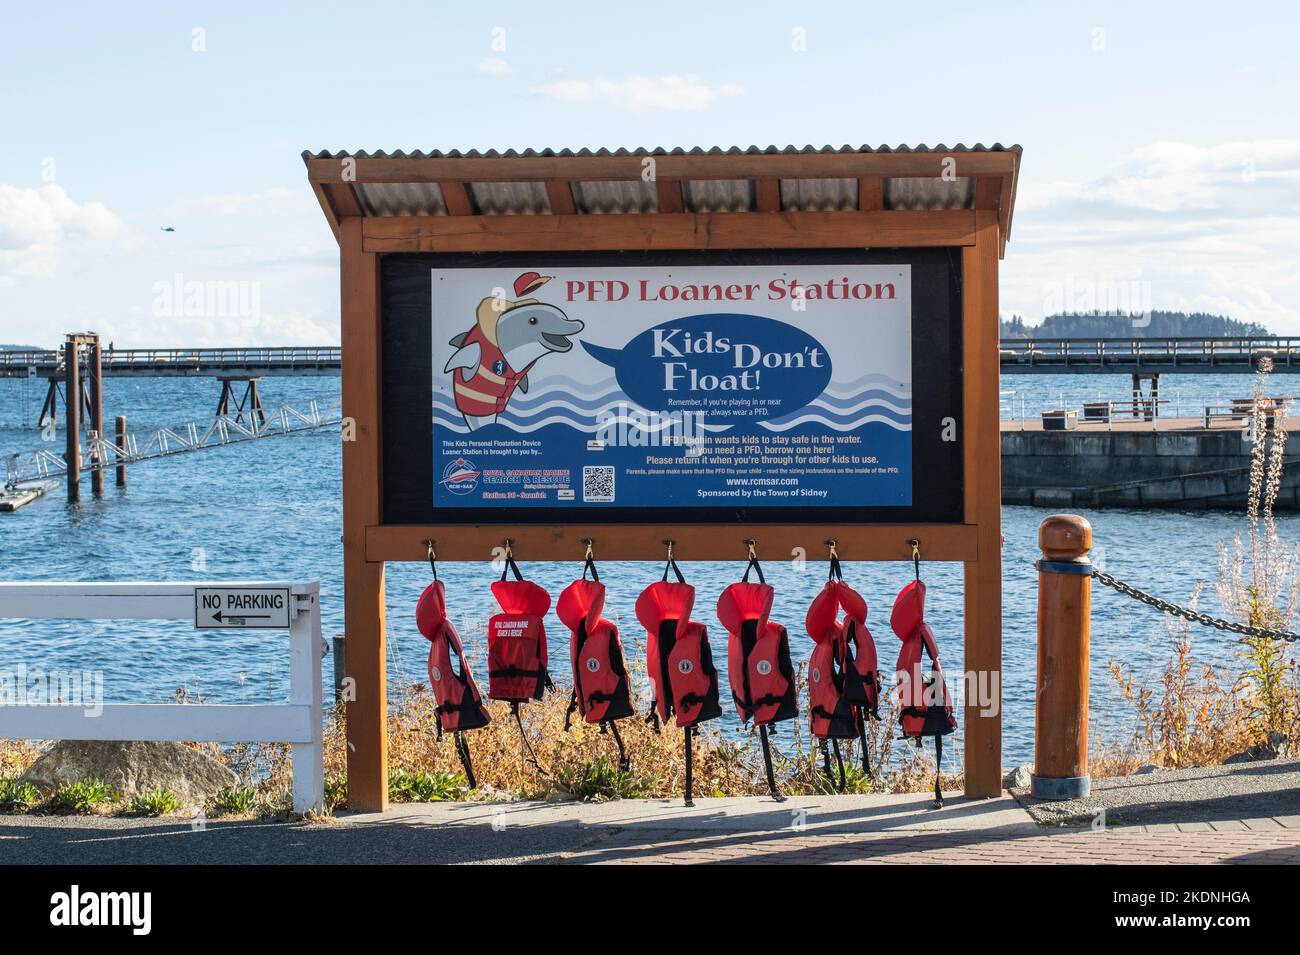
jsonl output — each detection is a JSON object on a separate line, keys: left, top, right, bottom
{"left": 1013, "top": 757, "right": 1300, "bottom": 826}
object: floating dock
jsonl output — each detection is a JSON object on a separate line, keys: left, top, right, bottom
{"left": 0, "top": 481, "right": 58, "bottom": 512}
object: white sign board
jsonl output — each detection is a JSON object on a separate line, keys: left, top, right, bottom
{"left": 430, "top": 263, "right": 913, "bottom": 512}
{"left": 194, "top": 587, "right": 291, "bottom": 629}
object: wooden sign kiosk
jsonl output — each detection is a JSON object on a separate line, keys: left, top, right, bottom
{"left": 306, "top": 144, "right": 1022, "bottom": 811}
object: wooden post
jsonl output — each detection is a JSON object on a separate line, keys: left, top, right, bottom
{"left": 1033, "top": 514, "right": 1092, "bottom": 800}
{"left": 960, "top": 211, "right": 1003, "bottom": 798}
{"left": 340, "top": 217, "right": 388, "bottom": 811}
{"left": 115, "top": 415, "right": 127, "bottom": 487}
{"left": 64, "top": 335, "right": 81, "bottom": 503}
{"left": 90, "top": 336, "right": 104, "bottom": 496}
{"left": 332, "top": 634, "right": 347, "bottom": 704}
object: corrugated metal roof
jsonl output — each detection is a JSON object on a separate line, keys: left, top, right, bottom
{"left": 571, "top": 180, "right": 657, "bottom": 214}
{"left": 354, "top": 182, "right": 447, "bottom": 216}
{"left": 780, "top": 178, "right": 857, "bottom": 212}
{"left": 303, "top": 143, "right": 1021, "bottom": 160}
{"left": 309, "top": 144, "right": 1018, "bottom": 218}
{"left": 468, "top": 180, "right": 549, "bottom": 215}
{"left": 683, "top": 179, "right": 754, "bottom": 213}
{"left": 886, "top": 177, "right": 976, "bottom": 211}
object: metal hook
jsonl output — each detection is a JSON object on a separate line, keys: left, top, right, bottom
{"left": 824, "top": 538, "right": 838, "bottom": 559}
{"left": 662, "top": 539, "right": 675, "bottom": 560}
{"left": 581, "top": 537, "right": 594, "bottom": 561}
{"left": 425, "top": 539, "right": 437, "bottom": 580}
{"left": 502, "top": 538, "right": 514, "bottom": 559}
{"left": 908, "top": 538, "right": 921, "bottom": 580}
{"left": 744, "top": 538, "right": 757, "bottom": 560}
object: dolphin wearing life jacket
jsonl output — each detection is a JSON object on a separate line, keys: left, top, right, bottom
{"left": 443, "top": 272, "right": 584, "bottom": 430}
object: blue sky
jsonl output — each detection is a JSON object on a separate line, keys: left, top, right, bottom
{"left": 2, "top": 1, "right": 1298, "bottom": 345}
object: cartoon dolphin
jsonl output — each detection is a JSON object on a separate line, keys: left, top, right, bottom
{"left": 443, "top": 275, "right": 584, "bottom": 430}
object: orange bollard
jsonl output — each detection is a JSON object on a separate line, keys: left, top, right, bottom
{"left": 1033, "top": 514, "right": 1092, "bottom": 800}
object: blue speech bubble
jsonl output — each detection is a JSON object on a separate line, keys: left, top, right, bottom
{"left": 582, "top": 313, "right": 832, "bottom": 422}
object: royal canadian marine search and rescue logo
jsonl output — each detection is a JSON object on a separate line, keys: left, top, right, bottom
{"left": 440, "top": 457, "right": 480, "bottom": 496}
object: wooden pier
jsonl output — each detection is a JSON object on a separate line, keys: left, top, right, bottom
{"left": 0, "top": 346, "right": 340, "bottom": 379}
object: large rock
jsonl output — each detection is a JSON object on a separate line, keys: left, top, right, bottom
{"left": 1003, "top": 764, "right": 1033, "bottom": 789}
{"left": 20, "top": 741, "right": 237, "bottom": 808}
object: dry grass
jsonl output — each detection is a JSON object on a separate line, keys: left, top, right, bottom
{"left": 1095, "top": 363, "right": 1299, "bottom": 775}
{"left": 315, "top": 660, "right": 959, "bottom": 805}
{"left": 1, "top": 653, "right": 958, "bottom": 809}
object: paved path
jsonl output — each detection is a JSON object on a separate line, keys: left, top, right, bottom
{"left": 5, "top": 790, "right": 1300, "bottom": 864}
{"left": 1014, "top": 759, "right": 1300, "bottom": 827}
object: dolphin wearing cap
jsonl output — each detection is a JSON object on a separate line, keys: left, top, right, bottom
{"left": 443, "top": 272, "right": 585, "bottom": 430}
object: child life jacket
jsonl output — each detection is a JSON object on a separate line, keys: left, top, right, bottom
{"left": 451, "top": 322, "right": 537, "bottom": 418}
{"left": 416, "top": 579, "right": 491, "bottom": 736}
{"left": 634, "top": 558, "right": 722, "bottom": 729}
{"left": 805, "top": 577, "right": 879, "bottom": 740}
{"left": 716, "top": 557, "right": 797, "bottom": 727}
{"left": 891, "top": 579, "right": 957, "bottom": 740}
{"left": 557, "top": 561, "right": 634, "bottom": 726}
{"left": 486, "top": 552, "right": 552, "bottom": 703}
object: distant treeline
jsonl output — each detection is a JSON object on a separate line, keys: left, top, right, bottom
{"left": 1001, "top": 311, "right": 1271, "bottom": 340}
{"left": 0, "top": 344, "right": 42, "bottom": 351}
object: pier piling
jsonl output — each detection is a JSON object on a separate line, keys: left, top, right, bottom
{"left": 1033, "top": 514, "right": 1092, "bottom": 800}
{"left": 90, "top": 337, "right": 104, "bottom": 495}
{"left": 64, "top": 334, "right": 81, "bottom": 503}
{"left": 115, "top": 415, "right": 127, "bottom": 487}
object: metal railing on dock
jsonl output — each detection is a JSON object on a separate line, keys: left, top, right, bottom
{"left": 0, "top": 346, "right": 341, "bottom": 378}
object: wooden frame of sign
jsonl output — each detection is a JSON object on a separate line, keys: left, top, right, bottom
{"left": 312, "top": 146, "right": 1019, "bottom": 810}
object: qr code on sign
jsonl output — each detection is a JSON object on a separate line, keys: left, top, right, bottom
{"left": 583, "top": 466, "right": 615, "bottom": 502}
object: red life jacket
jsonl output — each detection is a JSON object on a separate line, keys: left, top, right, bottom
{"left": 805, "top": 576, "right": 881, "bottom": 737}
{"left": 416, "top": 580, "right": 491, "bottom": 735}
{"left": 557, "top": 575, "right": 634, "bottom": 725}
{"left": 635, "top": 569, "right": 721, "bottom": 729}
{"left": 891, "top": 579, "right": 957, "bottom": 739}
{"left": 452, "top": 324, "right": 538, "bottom": 418}
{"left": 486, "top": 557, "right": 552, "bottom": 703}
{"left": 717, "top": 565, "right": 797, "bottom": 727}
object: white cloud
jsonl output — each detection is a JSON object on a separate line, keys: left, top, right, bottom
{"left": 1004, "top": 139, "right": 1300, "bottom": 333}
{"left": 477, "top": 57, "right": 510, "bottom": 76}
{"left": 0, "top": 183, "right": 124, "bottom": 280}
{"left": 530, "top": 74, "right": 743, "bottom": 111}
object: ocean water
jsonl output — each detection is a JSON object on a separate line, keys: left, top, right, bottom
{"left": 1, "top": 371, "right": 1292, "bottom": 769}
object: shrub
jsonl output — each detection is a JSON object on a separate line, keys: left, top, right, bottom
{"left": 324, "top": 774, "right": 348, "bottom": 810}
{"left": 47, "top": 778, "right": 116, "bottom": 814}
{"left": 0, "top": 777, "right": 41, "bottom": 813}
{"left": 213, "top": 786, "right": 258, "bottom": 816}
{"left": 128, "top": 787, "right": 181, "bottom": 817}
{"left": 554, "top": 756, "right": 649, "bottom": 802}
{"left": 388, "top": 768, "right": 464, "bottom": 802}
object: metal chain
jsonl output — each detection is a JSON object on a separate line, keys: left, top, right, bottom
{"left": 1091, "top": 569, "right": 1299, "bottom": 642}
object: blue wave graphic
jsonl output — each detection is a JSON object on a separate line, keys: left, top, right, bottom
{"left": 767, "top": 403, "right": 912, "bottom": 426}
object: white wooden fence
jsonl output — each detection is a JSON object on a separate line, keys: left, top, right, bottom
{"left": 0, "top": 581, "right": 324, "bottom": 813}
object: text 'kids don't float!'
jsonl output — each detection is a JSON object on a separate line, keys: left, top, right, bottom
{"left": 433, "top": 264, "right": 913, "bottom": 511}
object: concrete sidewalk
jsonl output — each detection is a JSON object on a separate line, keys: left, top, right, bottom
{"left": 4, "top": 790, "right": 1300, "bottom": 864}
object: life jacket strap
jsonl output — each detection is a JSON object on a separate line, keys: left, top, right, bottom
{"left": 738, "top": 692, "right": 788, "bottom": 722}
{"left": 452, "top": 731, "right": 477, "bottom": 790}
{"left": 741, "top": 555, "right": 766, "bottom": 585}
{"left": 563, "top": 689, "right": 577, "bottom": 732}
{"left": 662, "top": 556, "right": 686, "bottom": 584}
{"left": 499, "top": 553, "right": 524, "bottom": 582}
{"left": 489, "top": 665, "right": 544, "bottom": 679}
